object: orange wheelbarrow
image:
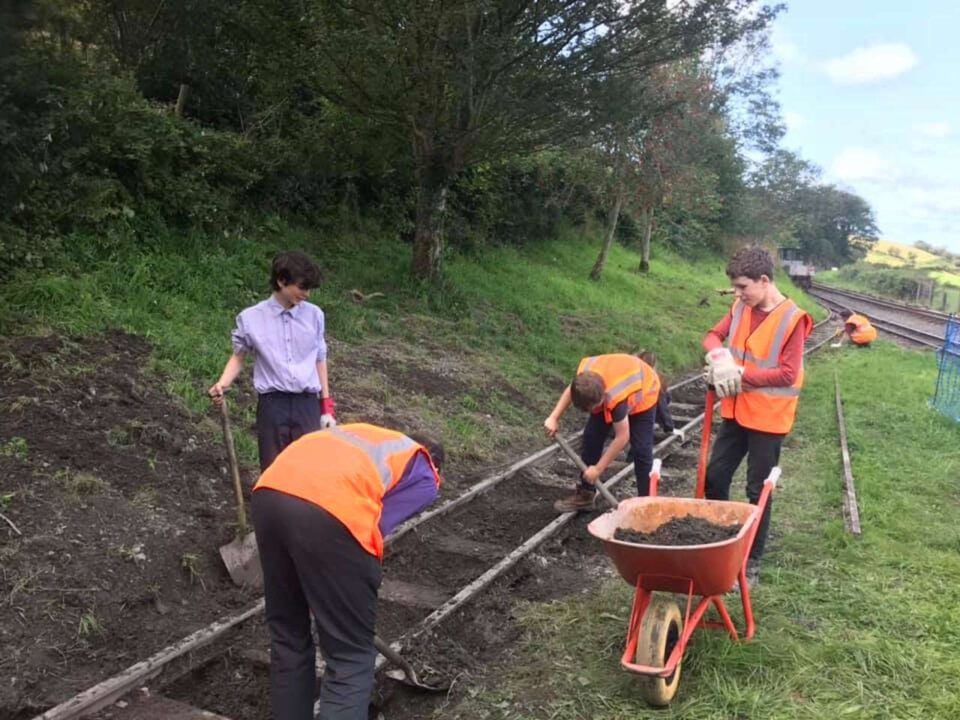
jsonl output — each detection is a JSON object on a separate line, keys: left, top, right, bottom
{"left": 586, "top": 388, "right": 780, "bottom": 706}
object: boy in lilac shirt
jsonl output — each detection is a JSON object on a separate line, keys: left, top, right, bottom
{"left": 209, "top": 251, "right": 336, "bottom": 471}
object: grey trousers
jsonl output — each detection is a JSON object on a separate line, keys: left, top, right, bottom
{"left": 252, "top": 488, "right": 381, "bottom": 720}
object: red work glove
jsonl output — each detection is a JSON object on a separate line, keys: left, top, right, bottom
{"left": 320, "top": 396, "right": 336, "bottom": 429}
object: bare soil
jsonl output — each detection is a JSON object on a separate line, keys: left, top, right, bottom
{"left": 614, "top": 516, "right": 740, "bottom": 545}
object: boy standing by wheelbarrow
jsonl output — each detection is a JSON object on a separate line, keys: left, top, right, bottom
{"left": 544, "top": 353, "right": 661, "bottom": 512}
{"left": 208, "top": 250, "right": 336, "bottom": 472}
{"left": 703, "top": 246, "right": 812, "bottom": 587}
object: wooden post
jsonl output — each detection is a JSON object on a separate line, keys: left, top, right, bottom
{"left": 834, "top": 371, "right": 862, "bottom": 536}
{"left": 174, "top": 83, "right": 189, "bottom": 117}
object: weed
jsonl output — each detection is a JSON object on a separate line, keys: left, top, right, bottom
{"left": 117, "top": 543, "right": 146, "bottom": 564}
{"left": 105, "top": 427, "right": 130, "bottom": 447}
{"left": 61, "top": 470, "right": 106, "bottom": 495}
{"left": 0, "top": 492, "right": 13, "bottom": 510}
{"left": 130, "top": 486, "right": 158, "bottom": 510}
{"left": 77, "top": 610, "right": 103, "bottom": 639}
{"left": 0, "top": 437, "right": 28, "bottom": 461}
{"left": 181, "top": 553, "right": 206, "bottom": 590}
{"left": 6, "top": 396, "right": 37, "bottom": 413}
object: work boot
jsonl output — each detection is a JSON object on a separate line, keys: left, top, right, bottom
{"left": 729, "top": 559, "right": 761, "bottom": 593}
{"left": 553, "top": 487, "right": 597, "bottom": 513}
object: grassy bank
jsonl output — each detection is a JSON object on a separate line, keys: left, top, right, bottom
{"left": 0, "top": 221, "right": 822, "bottom": 466}
{"left": 442, "top": 341, "right": 960, "bottom": 719}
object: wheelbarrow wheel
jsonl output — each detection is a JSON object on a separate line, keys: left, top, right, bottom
{"left": 636, "top": 599, "right": 683, "bottom": 707}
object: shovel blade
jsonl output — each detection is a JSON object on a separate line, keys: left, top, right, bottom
{"left": 384, "top": 668, "right": 449, "bottom": 693}
{"left": 219, "top": 531, "right": 263, "bottom": 589}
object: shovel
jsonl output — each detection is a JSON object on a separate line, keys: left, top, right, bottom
{"left": 374, "top": 635, "right": 449, "bottom": 692}
{"left": 218, "top": 399, "right": 263, "bottom": 589}
{"left": 554, "top": 434, "right": 619, "bottom": 509}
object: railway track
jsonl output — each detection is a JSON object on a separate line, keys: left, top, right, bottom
{"left": 807, "top": 282, "right": 946, "bottom": 348}
{"left": 35, "top": 319, "right": 837, "bottom": 720}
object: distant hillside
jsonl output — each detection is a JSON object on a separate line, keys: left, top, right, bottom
{"left": 866, "top": 239, "right": 946, "bottom": 268}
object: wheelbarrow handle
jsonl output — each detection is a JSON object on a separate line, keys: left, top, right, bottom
{"left": 554, "top": 434, "right": 619, "bottom": 509}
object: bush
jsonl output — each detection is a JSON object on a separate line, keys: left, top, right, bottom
{"left": 0, "top": 48, "right": 259, "bottom": 277}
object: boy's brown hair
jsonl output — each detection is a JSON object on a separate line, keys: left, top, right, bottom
{"left": 637, "top": 349, "right": 657, "bottom": 367}
{"left": 726, "top": 246, "right": 775, "bottom": 281}
{"left": 271, "top": 250, "right": 322, "bottom": 291}
{"left": 570, "top": 371, "right": 605, "bottom": 411}
{"left": 408, "top": 432, "right": 445, "bottom": 472}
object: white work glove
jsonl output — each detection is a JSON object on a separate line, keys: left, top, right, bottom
{"left": 705, "top": 348, "right": 744, "bottom": 399}
{"left": 320, "top": 413, "right": 337, "bottom": 429}
{"left": 830, "top": 342, "right": 842, "bottom": 348}
{"left": 670, "top": 428, "right": 685, "bottom": 443}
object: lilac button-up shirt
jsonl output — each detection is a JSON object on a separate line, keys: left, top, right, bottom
{"left": 379, "top": 453, "right": 440, "bottom": 537}
{"left": 232, "top": 296, "right": 327, "bottom": 395}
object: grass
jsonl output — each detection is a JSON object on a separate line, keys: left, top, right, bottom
{"left": 865, "top": 239, "right": 946, "bottom": 269}
{"left": 441, "top": 341, "right": 960, "bottom": 719}
{"left": 0, "top": 437, "right": 28, "bottom": 461}
{"left": 60, "top": 469, "right": 107, "bottom": 496}
{"left": 0, "top": 219, "right": 823, "bottom": 464}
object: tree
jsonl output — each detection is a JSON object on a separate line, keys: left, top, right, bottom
{"left": 306, "top": 0, "right": 780, "bottom": 279}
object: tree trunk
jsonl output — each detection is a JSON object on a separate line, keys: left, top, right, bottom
{"left": 589, "top": 187, "right": 624, "bottom": 282}
{"left": 411, "top": 179, "right": 449, "bottom": 280}
{"left": 638, "top": 207, "right": 654, "bottom": 273}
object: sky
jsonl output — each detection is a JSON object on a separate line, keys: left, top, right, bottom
{"left": 770, "top": 1, "right": 960, "bottom": 251}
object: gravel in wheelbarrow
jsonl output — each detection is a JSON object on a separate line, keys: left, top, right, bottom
{"left": 613, "top": 516, "right": 741, "bottom": 546}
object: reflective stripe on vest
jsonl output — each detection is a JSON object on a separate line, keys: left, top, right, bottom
{"left": 721, "top": 299, "right": 810, "bottom": 434}
{"left": 327, "top": 427, "right": 417, "bottom": 490}
{"left": 577, "top": 354, "right": 660, "bottom": 422}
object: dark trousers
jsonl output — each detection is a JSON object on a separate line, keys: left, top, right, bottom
{"left": 704, "top": 419, "right": 784, "bottom": 561}
{"left": 252, "top": 489, "right": 381, "bottom": 720}
{"left": 256, "top": 392, "right": 322, "bottom": 471}
{"left": 581, "top": 406, "right": 656, "bottom": 496}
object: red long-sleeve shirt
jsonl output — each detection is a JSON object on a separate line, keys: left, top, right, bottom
{"left": 703, "top": 305, "right": 805, "bottom": 387}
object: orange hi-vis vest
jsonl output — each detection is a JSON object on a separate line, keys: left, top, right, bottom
{"left": 253, "top": 424, "right": 441, "bottom": 559}
{"left": 847, "top": 313, "right": 877, "bottom": 345}
{"left": 721, "top": 299, "right": 812, "bottom": 435}
{"left": 577, "top": 354, "right": 660, "bottom": 424}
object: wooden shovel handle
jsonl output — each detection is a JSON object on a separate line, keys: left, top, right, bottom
{"left": 554, "top": 434, "right": 619, "bottom": 509}
{"left": 220, "top": 399, "right": 248, "bottom": 534}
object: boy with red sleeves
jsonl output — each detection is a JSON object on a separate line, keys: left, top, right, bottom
{"left": 703, "top": 246, "right": 812, "bottom": 588}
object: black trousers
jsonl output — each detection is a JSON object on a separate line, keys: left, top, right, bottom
{"left": 252, "top": 489, "right": 381, "bottom": 720}
{"left": 256, "top": 392, "right": 321, "bottom": 472}
{"left": 704, "top": 419, "right": 784, "bottom": 561}
{"left": 580, "top": 406, "right": 657, "bottom": 496}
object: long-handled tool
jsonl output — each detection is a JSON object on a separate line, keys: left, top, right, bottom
{"left": 217, "top": 399, "right": 263, "bottom": 589}
{"left": 374, "top": 636, "right": 449, "bottom": 692}
{"left": 554, "top": 434, "right": 619, "bottom": 508}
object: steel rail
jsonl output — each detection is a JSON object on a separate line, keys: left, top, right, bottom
{"left": 809, "top": 281, "right": 951, "bottom": 322}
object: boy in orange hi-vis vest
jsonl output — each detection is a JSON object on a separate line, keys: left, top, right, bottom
{"left": 703, "top": 247, "right": 812, "bottom": 589}
{"left": 544, "top": 353, "right": 660, "bottom": 512}
{"left": 252, "top": 424, "right": 444, "bottom": 720}
{"left": 830, "top": 310, "right": 877, "bottom": 348}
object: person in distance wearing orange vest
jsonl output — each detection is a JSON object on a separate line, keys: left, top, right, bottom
{"left": 703, "top": 247, "right": 812, "bottom": 589}
{"left": 251, "top": 423, "right": 444, "bottom": 720}
{"left": 544, "top": 353, "right": 661, "bottom": 512}
{"left": 830, "top": 310, "right": 877, "bottom": 348}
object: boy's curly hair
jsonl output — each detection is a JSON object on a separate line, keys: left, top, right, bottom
{"left": 726, "top": 246, "right": 775, "bottom": 281}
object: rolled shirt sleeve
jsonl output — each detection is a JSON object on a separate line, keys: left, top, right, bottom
{"left": 379, "top": 453, "right": 440, "bottom": 537}
{"left": 231, "top": 313, "right": 251, "bottom": 355}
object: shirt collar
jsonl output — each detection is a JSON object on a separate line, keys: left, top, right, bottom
{"left": 267, "top": 295, "right": 298, "bottom": 316}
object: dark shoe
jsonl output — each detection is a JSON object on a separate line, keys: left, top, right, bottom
{"left": 729, "top": 559, "right": 760, "bottom": 593}
{"left": 553, "top": 487, "right": 597, "bottom": 513}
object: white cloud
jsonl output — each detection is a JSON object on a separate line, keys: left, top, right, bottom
{"left": 823, "top": 43, "right": 918, "bottom": 85}
{"left": 783, "top": 110, "right": 806, "bottom": 132}
{"left": 915, "top": 121, "right": 952, "bottom": 139}
{"left": 830, "top": 146, "right": 895, "bottom": 183}
{"left": 771, "top": 26, "right": 802, "bottom": 64}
